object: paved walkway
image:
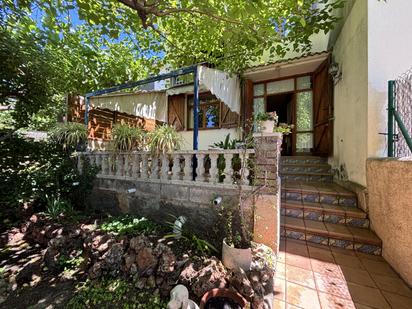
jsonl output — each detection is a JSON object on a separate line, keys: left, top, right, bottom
{"left": 273, "top": 238, "right": 412, "bottom": 309}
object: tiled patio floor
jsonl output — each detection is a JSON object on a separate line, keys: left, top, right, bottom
{"left": 273, "top": 238, "right": 412, "bottom": 309}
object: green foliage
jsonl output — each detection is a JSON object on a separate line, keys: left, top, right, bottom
{"left": 43, "top": 195, "right": 74, "bottom": 220}
{"left": 165, "top": 215, "right": 217, "bottom": 255}
{"left": 111, "top": 124, "right": 146, "bottom": 151}
{"left": 1, "top": 0, "right": 344, "bottom": 76}
{"left": 99, "top": 216, "right": 158, "bottom": 236}
{"left": 148, "top": 124, "right": 182, "bottom": 154}
{"left": 57, "top": 250, "right": 85, "bottom": 271}
{"left": 211, "top": 133, "right": 241, "bottom": 150}
{"left": 275, "top": 123, "right": 295, "bottom": 135}
{"left": 66, "top": 278, "right": 166, "bottom": 309}
{"left": 255, "top": 111, "right": 278, "bottom": 122}
{"left": 51, "top": 122, "right": 88, "bottom": 151}
{"left": 0, "top": 134, "right": 98, "bottom": 209}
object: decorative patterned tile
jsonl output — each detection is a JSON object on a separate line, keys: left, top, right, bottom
{"left": 346, "top": 217, "right": 370, "bottom": 228}
{"left": 339, "top": 196, "right": 357, "bottom": 207}
{"left": 306, "top": 233, "right": 329, "bottom": 245}
{"left": 304, "top": 209, "right": 323, "bottom": 221}
{"left": 286, "top": 191, "right": 302, "bottom": 202}
{"left": 354, "top": 243, "right": 382, "bottom": 256}
{"left": 324, "top": 213, "right": 346, "bottom": 224}
{"left": 285, "top": 229, "right": 305, "bottom": 241}
{"left": 329, "top": 238, "right": 354, "bottom": 250}
{"left": 302, "top": 193, "right": 320, "bottom": 203}
{"left": 319, "top": 194, "right": 339, "bottom": 205}
{"left": 285, "top": 208, "right": 304, "bottom": 218}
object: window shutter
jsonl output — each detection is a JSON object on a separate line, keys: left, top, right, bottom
{"left": 168, "top": 94, "right": 186, "bottom": 131}
{"left": 220, "top": 102, "right": 239, "bottom": 128}
{"left": 243, "top": 79, "right": 254, "bottom": 134}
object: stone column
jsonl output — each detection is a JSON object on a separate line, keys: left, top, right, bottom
{"left": 252, "top": 132, "right": 282, "bottom": 254}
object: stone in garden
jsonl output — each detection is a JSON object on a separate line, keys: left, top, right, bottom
{"left": 43, "top": 247, "right": 59, "bottom": 271}
{"left": 155, "top": 243, "right": 176, "bottom": 273}
{"left": 124, "top": 252, "right": 136, "bottom": 270}
{"left": 129, "top": 235, "right": 151, "bottom": 252}
{"left": 230, "top": 267, "right": 254, "bottom": 301}
{"left": 89, "top": 261, "right": 103, "bottom": 279}
{"left": 181, "top": 257, "right": 227, "bottom": 298}
{"left": 102, "top": 243, "right": 124, "bottom": 270}
{"left": 136, "top": 247, "right": 157, "bottom": 275}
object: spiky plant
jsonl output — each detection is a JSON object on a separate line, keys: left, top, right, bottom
{"left": 51, "top": 122, "right": 88, "bottom": 151}
{"left": 111, "top": 124, "right": 146, "bottom": 151}
{"left": 148, "top": 124, "right": 182, "bottom": 154}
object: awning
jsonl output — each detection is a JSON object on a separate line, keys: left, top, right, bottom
{"left": 90, "top": 90, "right": 167, "bottom": 122}
{"left": 198, "top": 66, "right": 241, "bottom": 114}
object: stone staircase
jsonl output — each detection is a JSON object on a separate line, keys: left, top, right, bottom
{"left": 279, "top": 156, "right": 382, "bottom": 255}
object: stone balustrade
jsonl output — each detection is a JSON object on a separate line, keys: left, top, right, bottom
{"left": 78, "top": 149, "right": 255, "bottom": 187}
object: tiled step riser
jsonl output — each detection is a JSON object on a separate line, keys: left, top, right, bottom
{"left": 282, "top": 190, "right": 357, "bottom": 207}
{"left": 281, "top": 157, "right": 327, "bottom": 165}
{"left": 280, "top": 165, "right": 331, "bottom": 173}
{"left": 281, "top": 228, "right": 382, "bottom": 256}
{"left": 281, "top": 207, "right": 370, "bottom": 228}
{"left": 281, "top": 174, "right": 333, "bottom": 183}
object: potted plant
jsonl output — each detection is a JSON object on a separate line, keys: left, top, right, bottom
{"left": 274, "top": 123, "right": 294, "bottom": 135}
{"left": 200, "top": 288, "right": 248, "bottom": 309}
{"left": 255, "top": 111, "right": 278, "bottom": 133}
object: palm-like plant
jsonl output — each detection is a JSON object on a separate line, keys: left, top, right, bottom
{"left": 51, "top": 122, "right": 88, "bottom": 151}
{"left": 111, "top": 124, "right": 146, "bottom": 151}
{"left": 148, "top": 124, "right": 182, "bottom": 154}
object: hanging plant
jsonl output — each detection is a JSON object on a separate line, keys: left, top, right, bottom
{"left": 111, "top": 124, "right": 146, "bottom": 151}
{"left": 148, "top": 124, "right": 182, "bottom": 154}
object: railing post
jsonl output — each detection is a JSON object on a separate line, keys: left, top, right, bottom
{"left": 223, "top": 153, "right": 233, "bottom": 185}
{"left": 172, "top": 154, "right": 181, "bottom": 180}
{"left": 388, "top": 80, "right": 395, "bottom": 157}
{"left": 141, "top": 153, "right": 148, "bottom": 179}
{"left": 161, "top": 154, "right": 170, "bottom": 180}
{"left": 209, "top": 153, "right": 219, "bottom": 184}
{"left": 183, "top": 154, "right": 192, "bottom": 181}
{"left": 150, "top": 155, "right": 159, "bottom": 179}
{"left": 196, "top": 153, "right": 206, "bottom": 182}
{"left": 131, "top": 153, "right": 139, "bottom": 178}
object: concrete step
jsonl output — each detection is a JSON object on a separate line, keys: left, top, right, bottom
{"left": 280, "top": 163, "right": 332, "bottom": 174}
{"left": 281, "top": 201, "right": 369, "bottom": 228}
{"left": 280, "top": 156, "right": 328, "bottom": 165}
{"left": 282, "top": 182, "right": 357, "bottom": 207}
{"left": 280, "top": 215, "right": 382, "bottom": 255}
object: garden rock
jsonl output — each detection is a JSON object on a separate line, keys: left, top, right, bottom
{"left": 180, "top": 257, "right": 227, "bottom": 298}
{"left": 230, "top": 267, "right": 254, "bottom": 301}
{"left": 136, "top": 247, "right": 157, "bottom": 275}
{"left": 102, "top": 243, "right": 124, "bottom": 270}
{"left": 155, "top": 243, "right": 176, "bottom": 274}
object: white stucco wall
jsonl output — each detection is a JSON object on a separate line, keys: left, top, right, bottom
{"left": 331, "top": 0, "right": 368, "bottom": 186}
{"left": 179, "top": 128, "right": 241, "bottom": 150}
{"left": 367, "top": 0, "right": 412, "bottom": 158}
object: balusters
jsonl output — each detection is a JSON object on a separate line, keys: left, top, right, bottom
{"left": 101, "top": 153, "right": 109, "bottom": 176}
{"left": 124, "top": 154, "right": 130, "bottom": 177}
{"left": 116, "top": 154, "right": 123, "bottom": 177}
{"left": 150, "top": 155, "right": 159, "bottom": 179}
{"left": 196, "top": 153, "right": 206, "bottom": 182}
{"left": 131, "top": 153, "right": 140, "bottom": 178}
{"left": 172, "top": 154, "right": 181, "bottom": 180}
{"left": 141, "top": 153, "right": 148, "bottom": 179}
{"left": 183, "top": 154, "right": 192, "bottom": 181}
{"left": 240, "top": 152, "right": 250, "bottom": 185}
{"left": 209, "top": 153, "right": 219, "bottom": 184}
{"left": 95, "top": 153, "right": 102, "bottom": 176}
{"left": 161, "top": 154, "right": 170, "bottom": 180}
{"left": 77, "top": 154, "right": 83, "bottom": 173}
{"left": 223, "top": 153, "right": 233, "bottom": 185}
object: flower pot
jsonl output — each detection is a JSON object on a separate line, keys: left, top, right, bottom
{"left": 260, "top": 120, "right": 275, "bottom": 133}
{"left": 200, "top": 288, "right": 248, "bottom": 309}
{"left": 222, "top": 238, "right": 252, "bottom": 271}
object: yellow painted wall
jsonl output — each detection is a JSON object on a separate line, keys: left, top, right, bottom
{"left": 331, "top": 0, "right": 368, "bottom": 186}
{"left": 179, "top": 128, "right": 241, "bottom": 150}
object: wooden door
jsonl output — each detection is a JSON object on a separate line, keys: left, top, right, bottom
{"left": 313, "top": 58, "right": 334, "bottom": 156}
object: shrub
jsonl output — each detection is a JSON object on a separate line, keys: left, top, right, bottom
{"left": 50, "top": 122, "right": 88, "bottom": 151}
{"left": 99, "top": 216, "right": 158, "bottom": 236}
{"left": 0, "top": 134, "right": 98, "bottom": 211}
{"left": 111, "top": 124, "right": 146, "bottom": 151}
{"left": 148, "top": 124, "right": 182, "bottom": 154}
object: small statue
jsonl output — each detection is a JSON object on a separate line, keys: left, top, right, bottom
{"left": 167, "top": 284, "right": 199, "bottom": 309}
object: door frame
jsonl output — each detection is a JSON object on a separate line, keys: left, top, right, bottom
{"left": 252, "top": 73, "right": 315, "bottom": 156}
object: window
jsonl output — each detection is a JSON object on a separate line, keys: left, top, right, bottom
{"left": 187, "top": 93, "right": 221, "bottom": 129}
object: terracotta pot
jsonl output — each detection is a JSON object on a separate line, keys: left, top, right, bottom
{"left": 200, "top": 288, "right": 248, "bottom": 309}
{"left": 222, "top": 238, "right": 252, "bottom": 271}
{"left": 260, "top": 120, "right": 275, "bottom": 133}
